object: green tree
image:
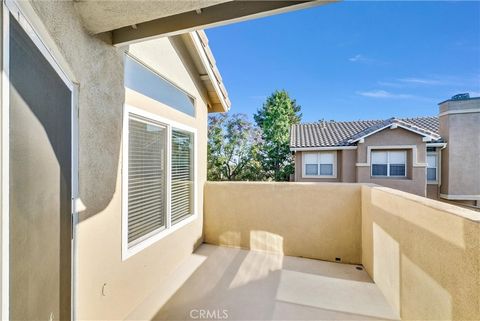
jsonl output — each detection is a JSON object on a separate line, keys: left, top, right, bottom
{"left": 254, "top": 90, "right": 301, "bottom": 181}
{"left": 207, "top": 113, "right": 264, "bottom": 181}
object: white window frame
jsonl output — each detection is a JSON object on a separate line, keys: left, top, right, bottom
{"left": 122, "top": 104, "right": 197, "bottom": 260}
{"left": 371, "top": 150, "right": 407, "bottom": 178}
{"left": 426, "top": 151, "right": 438, "bottom": 184}
{"left": 302, "top": 151, "right": 337, "bottom": 178}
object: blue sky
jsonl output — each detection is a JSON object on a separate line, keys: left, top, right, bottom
{"left": 206, "top": 1, "right": 480, "bottom": 122}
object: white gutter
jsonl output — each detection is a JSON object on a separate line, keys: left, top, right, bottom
{"left": 426, "top": 142, "right": 447, "bottom": 147}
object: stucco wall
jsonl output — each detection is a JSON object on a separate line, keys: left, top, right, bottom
{"left": 22, "top": 3, "right": 208, "bottom": 320}
{"left": 204, "top": 182, "right": 480, "bottom": 320}
{"left": 356, "top": 128, "right": 427, "bottom": 196}
{"left": 362, "top": 185, "right": 480, "bottom": 320}
{"left": 204, "top": 182, "right": 363, "bottom": 264}
{"left": 439, "top": 99, "right": 480, "bottom": 199}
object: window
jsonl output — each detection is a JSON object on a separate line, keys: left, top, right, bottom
{"left": 171, "top": 129, "right": 194, "bottom": 225}
{"left": 127, "top": 115, "right": 168, "bottom": 246}
{"left": 371, "top": 150, "right": 406, "bottom": 177}
{"left": 427, "top": 153, "right": 438, "bottom": 182}
{"left": 303, "top": 152, "right": 336, "bottom": 177}
{"left": 123, "top": 106, "right": 196, "bottom": 259}
{"left": 124, "top": 54, "right": 196, "bottom": 117}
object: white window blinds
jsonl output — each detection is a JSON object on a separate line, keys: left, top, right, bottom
{"left": 371, "top": 150, "right": 407, "bottom": 177}
{"left": 303, "top": 152, "right": 335, "bottom": 177}
{"left": 124, "top": 110, "right": 196, "bottom": 256}
{"left": 128, "top": 115, "right": 167, "bottom": 246}
{"left": 171, "top": 129, "right": 194, "bottom": 225}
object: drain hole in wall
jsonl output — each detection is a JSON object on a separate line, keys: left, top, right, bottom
{"left": 335, "top": 257, "right": 341, "bottom": 262}
{"left": 356, "top": 266, "right": 363, "bottom": 271}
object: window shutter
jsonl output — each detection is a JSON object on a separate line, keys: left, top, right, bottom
{"left": 128, "top": 115, "right": 167, "bottom": 246}
{"left": 171, "top": 129, "right": 194, "bottom": 225}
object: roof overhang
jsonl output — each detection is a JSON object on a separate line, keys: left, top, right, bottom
{"left": 290, "top": 146, "right": 357, "bottom": 151}
{"left": 180, "top": 30, "right": 231, "bottom": 113}
{"left": 75, "top": 1, "right": 334, "bottom": 46}
{"left": 426, "top": 142, "right": 447, "bottom": 148}
{"left": 349, "top": 122, "right": 440, "bottom": 144}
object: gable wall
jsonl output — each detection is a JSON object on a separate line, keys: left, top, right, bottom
{"left": 356, "top": 127, "right": 427, "bottom": 196}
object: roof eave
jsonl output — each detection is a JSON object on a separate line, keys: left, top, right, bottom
{"left": 185, "top": 31, "right": 231, "bottom": 113}
{"left": 349, "top": 122, "right": 440, "bottom": 144}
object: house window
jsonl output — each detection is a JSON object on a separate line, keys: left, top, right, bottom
{"left": 171, "top": 129, "right": 194, "bottom": 225}
{"left": 124, "top": 54, "right": 196, "bottom": 117}
{"left": 303, "top": 152, "right": 336, "bottom": 177}
{"left": 427, "top": 153, "right": 438, "bottom": 182}
{"left": 371, "top": 150, "right": 406, "bottom": 177}
{"left": 123, "top": 107, "right": 196, "bottom": 259}
{"left": 127, "top": 115, "right": 168, "bottom": 246}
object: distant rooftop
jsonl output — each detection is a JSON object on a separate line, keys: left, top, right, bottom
{"left": 438, "top": 92, "right": 480, "bottom": 105}
{"left": 290, "top": 116, "right": 442, "bottom": 149}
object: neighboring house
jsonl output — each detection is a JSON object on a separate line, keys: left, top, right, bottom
{"left": 290, "top": 94, "right": 480, "bottom": 207}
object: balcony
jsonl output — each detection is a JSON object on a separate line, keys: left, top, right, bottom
{"left": 129, "top": 182, "right": 480, "bottom": 320}
{"left": 153, "top": 244, "right": 399, "bottom": 320}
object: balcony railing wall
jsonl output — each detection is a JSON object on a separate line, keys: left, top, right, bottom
{"left": 204, "top": 182, "right": 480, "bottom": 321}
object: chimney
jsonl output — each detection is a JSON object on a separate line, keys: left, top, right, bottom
{"left": 438, "top": 93, "right": 480, "bottom": 205}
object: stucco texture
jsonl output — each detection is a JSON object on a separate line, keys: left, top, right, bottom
{"left": 362, "top": 185, "right": 480, "bottom": 320}
{"left": 439, "top": 99, "right": 480, "bottom": 199}
{"left": 204, "top": 182, "right": 480, "bottom": 320}
{"left": 204, "top": 182, "right": 363, "bottom": 264}
{"left": 356, "top": 127, "right": 427, "bottom": 196}
{"left": 26, "top": 2, "right": 209, "bottom": 319}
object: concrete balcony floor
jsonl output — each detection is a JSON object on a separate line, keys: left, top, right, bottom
{"left": 151, "top": 244, "right": 399, "bottom": 320}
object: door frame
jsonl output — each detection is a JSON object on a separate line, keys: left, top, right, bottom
{"left": 1, "top": 1, "right": 79, "bottom": 319}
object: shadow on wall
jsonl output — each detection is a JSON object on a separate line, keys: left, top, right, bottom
{"left": 362, "top": 186, "right": 480, "bottom": 320}
{"left": 27, "top": 0, "right": 126, "bottom": 223}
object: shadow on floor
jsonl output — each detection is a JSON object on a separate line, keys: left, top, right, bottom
{"left": 150, "top": 244, "right": 399, "bottom": 321}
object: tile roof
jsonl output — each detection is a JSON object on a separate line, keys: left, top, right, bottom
{"left": 290, "top": 116, "right": 441, "bottom": 149}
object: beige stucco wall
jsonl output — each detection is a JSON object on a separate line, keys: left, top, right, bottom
{"left": 204, "top": 182, "right": 363, "bottom": 264}
{"left": 204, "top": 182, "right": 480, "bottom": 320}
{"left": 13, "top": 3, "right": 209, "bottom": 320}
{"left": 362, "top": 185, "right": 480, "bottom": 320}
{"left": 356, "top": 128, "right": 427, "bottom": 196}
{"left": 439, "top": 99, "right": 480, "bottom": 200}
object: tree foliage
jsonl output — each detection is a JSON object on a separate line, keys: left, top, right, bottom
{"left": 208, "top": 90, "right": 302, "bottom": 181}
{"left": 254, "top": 90, "right": 302, "bottom": 181}
{"left": 207, "top": 113, "right": 264, "bottom": 181}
